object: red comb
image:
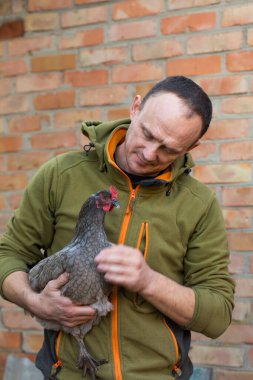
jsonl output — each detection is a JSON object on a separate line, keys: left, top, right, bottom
{"left": 109, "top": 186, "right": 118, "bottom": 201}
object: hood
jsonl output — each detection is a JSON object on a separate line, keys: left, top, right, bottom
{"left": 81, "top": 118, "right": 130, "bottom": 170}
{"left": 81, "top": 118, "right": 195, "bottom": 183}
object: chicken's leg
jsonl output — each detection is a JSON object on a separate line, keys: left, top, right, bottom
{"left": 74, "top": 336, "right": 108, "bottom": 380}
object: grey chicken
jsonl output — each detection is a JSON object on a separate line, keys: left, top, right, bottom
{"left": 28, "top": 187, "right": 119, "bottom": 380}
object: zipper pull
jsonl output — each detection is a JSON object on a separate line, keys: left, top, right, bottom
{"left": 129, "top": 190, "right": 136, "bottom": 212}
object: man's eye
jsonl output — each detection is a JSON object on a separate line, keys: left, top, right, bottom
{"left": 143, "top": 130, "right": 152, "bottom": 140}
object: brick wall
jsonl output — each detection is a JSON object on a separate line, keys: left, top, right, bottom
{"left": 0, "top": 0, "right": 252, "bottom": 379}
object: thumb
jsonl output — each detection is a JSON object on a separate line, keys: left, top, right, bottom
{"left": 50, "top": 272, "right": 70, "bottom": 289}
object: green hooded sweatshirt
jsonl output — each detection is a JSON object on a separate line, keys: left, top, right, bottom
{"left": 0, "top": 119, "right": 234, "bottom": 380}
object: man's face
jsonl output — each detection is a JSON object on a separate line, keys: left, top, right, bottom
{"left": 118, "top": 93, "right": 203, "bottom": 177}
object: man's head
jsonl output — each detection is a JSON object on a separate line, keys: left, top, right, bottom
{"left": 140, "top": 76, "right": 212, "bottom": 138}
{"left": 115, "top": 76, "right": 212, "bottom": 177}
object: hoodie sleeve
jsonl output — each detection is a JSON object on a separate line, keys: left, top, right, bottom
{"left": 0, "top": 157, "right": 59, "bottom": 297}
{"left": 183, "top": 193, "right": 235, "bottom": 338}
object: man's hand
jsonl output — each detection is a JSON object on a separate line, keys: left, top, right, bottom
{"left": 2, "top": 271, "right": 96, "bottom": 328}
{"left": 95, "top": 244, "right": 153, "bottom": 293}
{"left": 95, "top": 244, "right": 195, "bottom": 326}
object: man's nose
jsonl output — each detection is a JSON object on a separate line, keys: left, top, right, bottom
{"left": 142, "top": 144, "right": 157, "bottom": 162}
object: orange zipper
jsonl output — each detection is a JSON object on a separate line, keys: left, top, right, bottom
{"left": 112, "top": 185, "right": 139, "bottom": 380}
{"left": 163, "top": 319, "right": 180, "bottom": 373}
{"left": 53, "top": 331, "right": 62, "bottom": 369}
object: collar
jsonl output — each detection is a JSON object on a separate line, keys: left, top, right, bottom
{"left": 106, "top": 128, "right": 172, "bottom": 185}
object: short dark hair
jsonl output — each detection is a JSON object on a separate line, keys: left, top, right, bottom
{"left": 140, "top": 76, "right": 212, "bottom": 138}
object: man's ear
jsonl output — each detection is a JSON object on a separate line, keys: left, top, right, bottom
{"left": 188, "top": 140, "right": 201, "bottom": 151}
{"left": 130, "top": 95, "right": 142, "bottom": 119}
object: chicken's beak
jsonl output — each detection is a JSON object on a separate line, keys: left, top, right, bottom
{"left": 112, "top": 199, "right": 120, "bottom": 208}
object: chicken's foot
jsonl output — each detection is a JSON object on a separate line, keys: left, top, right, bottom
{"left": 75, "top": 337, "right": 108, "bottom": 380}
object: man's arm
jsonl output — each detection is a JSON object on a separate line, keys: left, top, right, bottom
{"left": 95, "top": 245, "right": 195, "bottom": 326}
{"left": 2, "top": 271, "right": 96, "bottom": 327}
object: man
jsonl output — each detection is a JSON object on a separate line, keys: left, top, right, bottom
{"left": 0, "top": 76, "right": 234, "bottom": 380}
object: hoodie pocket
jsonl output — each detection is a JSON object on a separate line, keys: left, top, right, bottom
{"left": 133, "top": 222, "right": 153, "bottom": 310}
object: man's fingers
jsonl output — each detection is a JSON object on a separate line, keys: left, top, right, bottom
{"left": 49, "top": 272, "right": 69, "bottom": 289}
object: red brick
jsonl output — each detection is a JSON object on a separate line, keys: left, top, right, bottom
{"left": 248, "top": 29, "right": 253, "bottom": 46}
{"left": 12, "top": 0, "right": 23, "bottom": 13}
{"left": 112, "top": 0, "right": 163, "bottom": 20}
{"left": 8, "top": 35, "right": 52, "bottom": 56}
{"left": 64, "top": 69, "right": 108, "bottom": 87}
{"left": 227, "top": 52, "right": 253, "bottom": 72}
{"left": 76, "top": 0, "right": 108, "bottom": 3}
{"left": 0, "top": 78, "right": 12, "bottom": 97}
{"left": 0, "top": 156, "right": 4, "bottom": 171}
{"left": 0, "top": 173, "right": 28, "bottom": 191}
{"left": 162, "top": 12, "right": 216, "bottom": 34}
{"left": 10, "top": 193, "right": 23, "bottom": 209}
{"left": 31, "top": 131, "right": 77, "bottom": 149}
{"left": 80, "top": 47, "right": 127, "bottom": 66}
{"left": 8, "top": 152, "right": 53, "bottom": 171}
{"left": 221, "top": 141, "right": 253, "bottom": 161}
{"left": 0, "top": 95, "right": 29, "bottom": 115}
{"left": 190, "top": 143, "right": 216, "bottom": 161}
{"left": 0, "top": 0, "right": 11, "bottom": 16}
{"left": 108, "top": 108, "right": 130, "bottom": 120}
{"left": 0, "top": 331, "right": 21, "bottom": 349}
{"left": 80, "top": 85, "right": 128, "bottom": 106}
{"left": 221, "top": 96, "right": 253, "bottom": 114}
{"left": 228, "top": 254, "right": 245, "bottom": 274}
{"left": 235, "top": 278, "right": 253, "bottom": 296}
{"left": 132, "top": 40, "right": 183, "bottom": 61}
{"left": 228, "top": 233, "right": 253, "bottom": 252}
{"left": 223, "top": 208, "right": 252, "bottom": 229}
{"left": 33, "top": 90, "right": 75, "bottom": 110}
{"left": 190, "top": 345, "right": 244, "bottom": 367}
{"left": 54, "top": 109, "right": 102, "bottom": 128}
{"left": 167, "top": 56, "right": 221, "bottom": 76}
{"left": 17, "top": 73, "right": 62, "bottom": 93}
{"left": 222, "top": 187, "right": 253, "bottom": 206}
{"left": 76, "top": 0, "right": 108, "bottom": 2}
{"left": 59, "top": 28, "right": 104, "bottom": 49}
{"left": 112, "top": 63, "right": 162, "bottom": 83}
{"left": 61, "top": 6, "right": 107, "bottom": 28}
{"left": 193, "top": 164, "right": 251, "bottom": 184}
{"left": 25, "top": 13, "right": 59, "bottom": 31}
{"left": 0, "top": 41, "right": 4, "bottom": 56}
{"left": 28, "top": 0, "right": 72, "bottom": 11}
{"left": 197, "top": 76, "right": 247, "bottom": 96}
{"left": 9, "top": 352, "right": 36, "bottom": 363}
{"left": 32, "top": 54, "right": 76, "bottom": 72}
{"left": 22, "top": 332, "right": 43, "bottom": 353}
{"left": 233, "top": 301, "right": 252, "bottom": 322}
{"left": 204, "top": 119, "right": 250, "bottom": 140}
{"left": 2, "top": 309, "right": 42, "bottom": 330}
{"left": 0, "top": 19, "right": 24, "bottom": 40}
{"left": 218, "top": 323, "right": 253, "bottom": 344}
{"left": 0, "top": 136, "right": 22, "bottom": 152}
{"left": 222, "top": 4, "right": 253, "bottom": 27}
{"left": 217, "top": 370, "right": 253, "bottom": 380}
{"left": 0, "top": 117, "right": 5, "bottom": 133}
{"left": 0, "top": 213, "right": 12, "bottom": 233}
{"left": 0, "top": 352, "right": 8, "bottom": 370}
{"left": 108, "top": 20, "right": 156, "bottom": 42}
{"left": 9, "top": 114, "right": 50, "bottom": 132}
{"left": 0, "top": 59, "right": 27, "bottom": 76}
{"left": 188, "top": 31, "right": 243, "bottom": 54}
{"left": 169, "top": 0, "right": 220, "bottom": 9}
{"left": 0, "top": 194, "right": 7, "bottom": 210}
{"left": 0, "top": 296, "right": 16, "bottom": 308}
{"left": 135, "top": 83, "right": 156, "bottom": 97}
